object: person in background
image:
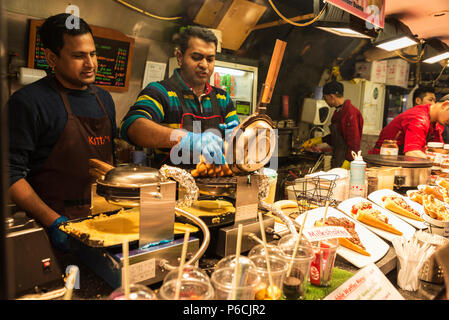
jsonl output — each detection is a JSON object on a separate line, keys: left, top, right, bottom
{"left": 412, "top": 86, "right": 436, "bottom": 106}
{"left": 302, "top": 81, "right": 364, "bottom": 169}
{"left": 369, "top": 94, "right": 449, "bottom": 158}
{"left": 7, "top": 14, "right": 117, "bottom": 251}
{"left": 120, "top": 26, "right": 239, "bottom": 167}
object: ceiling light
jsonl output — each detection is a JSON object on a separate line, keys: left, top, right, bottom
{"left": 424, "top": 52, "right": 449, "bottom": 64}
{"left": 374, "top": 18, "right": 418, "bottom": 51}
{"left": 313, "top": 1, "right": 378, "bottom": 39}
{"left": 316, "top": 27, "right": 373, "bottom": 38}
{"left": 422, "top": 38, "right": 449, "bottom": 64}
{"left": 376, "top": 36, "right": 417, "bottom": 51}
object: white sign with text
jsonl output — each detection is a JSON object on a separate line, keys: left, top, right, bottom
{"left": 324, "top": 263, "right": 404, "bottom": 300}
{"left": 303, "top": 226, "right": 352, "bottom": 243}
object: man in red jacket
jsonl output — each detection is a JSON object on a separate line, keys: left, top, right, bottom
{"left": 303, "top": 81, "right": 364, "bottom": 169}
{"left": 369, "top": 94, "right": 449, "bottom": 158}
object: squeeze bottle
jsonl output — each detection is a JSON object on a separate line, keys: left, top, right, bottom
{"left": 349, "top": 150, "right": 366, "bottom": 198}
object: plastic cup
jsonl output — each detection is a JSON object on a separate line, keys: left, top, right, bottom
{"left": 277, "top": 235, "right": 314, "bottom": 300}
{"left": 248, "top": 243, "right": 283, "bottom": 258}
{"left": 211, "top": 266, "right": 261, "bottom": 300}
{"left": 397, "top": 256, "right": 421, "bottom": 291}
{"left": 215, "top": 254, "right": 256, "bottom": 270}
{"left": 109, "top": 283, "right": 157, "bottom": 300}
{"left": 309, "top": 238, "right": 339, "bottom": 287}
{"left": 250, "top": 255, "right": 288, "bottom": 300}
{"left": 158, "top": 265, "right": 215, "bottom": 300}
{"left": 262, "top": 168, "right": 278, "bottom": 204}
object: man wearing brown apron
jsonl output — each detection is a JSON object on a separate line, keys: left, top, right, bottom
{"left": 302, "top": 81, "right": 364, "bottom": 168}
{"left": 120, "top": 26, "right": 239, "bottom": 168}
{"left": 7, "top": 14, "right": 116, "bottom": 251}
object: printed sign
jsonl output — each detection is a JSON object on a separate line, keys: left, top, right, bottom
{"left": 326, "top": 0, "right": 385, "bottom": 28}
{"left": 303, "top": 226, "right": 352, "bottom": 242}
{"left": 324, "top": 263, "right": 404, "bottom": 300}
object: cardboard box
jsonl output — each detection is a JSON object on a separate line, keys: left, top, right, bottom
{"left": 355, "top": 60, "right": 387, "bottom": 83}
{"left": 386, "top": 58, "right": 410, "bottom": 88}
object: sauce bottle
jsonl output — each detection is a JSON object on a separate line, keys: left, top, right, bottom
{"left": 350, "top": 150, "right": 366, "bottom": 198}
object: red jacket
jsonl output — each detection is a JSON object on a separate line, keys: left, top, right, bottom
{"left": 370, "top": 104, "right": 444, "bottom": 154}
{"left": 323, "top": 99, "right": 364, "bottom": 161}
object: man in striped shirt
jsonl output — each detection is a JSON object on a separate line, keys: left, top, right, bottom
{"left": 120, "top": 26, "right": 239, "bottom": 167}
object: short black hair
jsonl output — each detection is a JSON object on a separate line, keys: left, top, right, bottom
{"left": 413, "top": 86, "right": 435, "bottom": 104}
{"left": 177, "top": 26, "right": 217, "bottom": 54}
{"left": 323, "top": 81, "right": 344, "bottom": 96}
{"left": 40, "top": 13, "right": 93, "bottom": 56}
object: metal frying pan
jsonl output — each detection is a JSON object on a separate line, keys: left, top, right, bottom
{"left": 225, "top": 39, "right": 287, "bottom": 174}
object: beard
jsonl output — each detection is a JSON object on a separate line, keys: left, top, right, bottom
{"left": 56, "top": 69, "right": 96, "bottom": 89}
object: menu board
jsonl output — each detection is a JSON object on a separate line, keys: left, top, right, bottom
{"left": 28, "top": 19, "right": 134, "bottom": 92}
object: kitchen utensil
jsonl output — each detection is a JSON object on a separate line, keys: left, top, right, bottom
{"left": 225, "top": 40, "right": 286, "bottom": 173}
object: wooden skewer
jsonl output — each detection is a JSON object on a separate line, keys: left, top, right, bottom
{"left": 286, "top": 206, "right": 311, "bottom": 278}
{"left": 258, "top": 212, "right": 276, "bottom": 300}
{"left": 231, "top": 224, "right": 243, "bottom": 300}
{"left": 122, "top": 240, "right": 130, "bottom": 300}
{"left": 175, "top": 230, "right": 190, "bottom": 300}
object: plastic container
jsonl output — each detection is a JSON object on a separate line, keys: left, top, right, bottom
{"left": 158, "top": 265, "right": 214, "bottom": 300}
{"left": 380, "top": 139, "right": 398, "bottom": 156}
{"left": 277, "top": 235, "right": 314, "bottom": 300}
{"left": 349, "top": 151, "right": 366, "bottom": 198}
{"left": 309, "top": 238, "right": 339, "bottom": 287}
{"left": 211, "top": 264, "right": 261, "bottom": 300}
{"left": 262, "top": 168, "right": 278, "bottom": 204}
{"left": 250, "top": 255, "right": 288, "bottom": 300}
{"left": 426, "top": 142, "right": 444, "bottom": 175}
{"left": 366, "top": 166, "right": 396, "bottom": 191}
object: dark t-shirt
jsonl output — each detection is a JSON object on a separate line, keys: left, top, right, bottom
{"left": 8, "top": 76, "right": 117, "bottom": 186}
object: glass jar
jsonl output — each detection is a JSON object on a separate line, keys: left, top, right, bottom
{"left": 426, "top": 142, "right": 444, "bottom": 176}
{"left": 439, "top": 144, "right": 449, "bottom": 179}
{"left": 380, "top": 139, "right": 398, "bottom": 156}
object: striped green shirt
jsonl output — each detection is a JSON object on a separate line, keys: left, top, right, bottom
{"left": 120, "top": 69, "right": 239, "bottom": 142}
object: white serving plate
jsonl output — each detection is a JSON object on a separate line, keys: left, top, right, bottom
{"left": 337, "top": 197, "right": 416, "bottom": 242}
{"left": 295, "top": 207, "right": 390, "bottom": 269}
{"left": 368, "top": 189, "right": 427, "bottom": 229}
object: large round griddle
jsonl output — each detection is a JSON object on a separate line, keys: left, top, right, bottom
{"left": 364, "top": 154, "right": 432, "bottom": 168}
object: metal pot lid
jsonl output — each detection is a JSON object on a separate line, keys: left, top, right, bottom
{"left": 225, "top": 114, "right": 276, "bottom": 173}
{"left": 97, "top": 164, "right": 162, "bottom": 188}
{"left": 364, "top": 154, "right": 433, "bottom": 168}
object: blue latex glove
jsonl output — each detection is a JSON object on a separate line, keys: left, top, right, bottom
{"left": 179, "top": 131, "right": 225, "bottom": 164}
{"left": 48, "top": 216, "right": 69, "bottom": 252}
{"left": 218, "top": 120, "right": 239, "bottom": 131}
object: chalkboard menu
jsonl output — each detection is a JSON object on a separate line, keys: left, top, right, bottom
{"left": 28, "top": 19, "right": 134, "bottom": 92}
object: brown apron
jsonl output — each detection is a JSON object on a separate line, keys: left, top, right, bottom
{"left": 28, "top": 77, "right": 113, "bottom": 220}
{"left": 330, "top": 108, "right": 348, "bottom": 168}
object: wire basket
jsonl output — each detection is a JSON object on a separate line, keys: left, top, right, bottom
{"left": 291, "top": 174, "right": 339, "bottom": 214}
